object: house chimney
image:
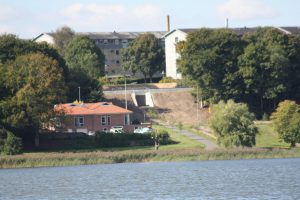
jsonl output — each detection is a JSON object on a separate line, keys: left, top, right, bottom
{"left": 167, "top": 15, "right": 170, "bottom": 32}
{"left": 226, "top": 18, "right": 229, "bottom": 28}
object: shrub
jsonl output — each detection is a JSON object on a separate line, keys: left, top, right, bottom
{"left": 159, "top": 76, "right": 175, "bottom": 83}
{"left": 209, "top": 100, "right": 258, "bottom": 148}
{"left": 3, "top": 132, "right": 23, "bottom": 155}
{"left": 94, "top": 131, "right": 173, "bottom": 148}
{"left": 271, "top": 100, "right": 300, "bottom": 147}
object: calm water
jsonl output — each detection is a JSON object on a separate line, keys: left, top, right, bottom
{"left": 0, "top": 158, "right": 300, "bottom": 200}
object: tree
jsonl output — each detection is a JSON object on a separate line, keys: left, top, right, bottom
{"left": 53, "top": 26, "right": 75, "bottom": 56}
{"left": 209, "top": 100, "right": 258, "bottom": 148}
{"left": 0, "top": 34, "right": 68, "bottom": 77}
{"left": 178, "top": 29, "right": 243, "bottom": 102}
{"left": 2, "top": 132, "right": 22, "bottom": 155}
{"left": 0, "top": 53, "right": 67, "bottom": 147}
{"left": 271, "top": 100, "right": 300, "bottom": 147}
{"left": 65, "top": 35, "right": 105, "bottom": 79}
{"left": 238, "top": 28, "right": 291, "bottom": 115}
{"left": 121, "top": 33, "right": 164, "bottom": 82}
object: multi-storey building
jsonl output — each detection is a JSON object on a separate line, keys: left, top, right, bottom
{"left": 34, "top": 31, "right": 166, "bottom": 77}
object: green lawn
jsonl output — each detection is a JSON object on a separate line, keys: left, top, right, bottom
{"left": 255, "top": 121, "right": 290, "bottom": 148}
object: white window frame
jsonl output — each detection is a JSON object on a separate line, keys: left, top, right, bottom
{"left": 101, "top": 115, "right": 106, "bottom": 125}
{"left": 74, "top": 116, "right": 84, "bottom": 127}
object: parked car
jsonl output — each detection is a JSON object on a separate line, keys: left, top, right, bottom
{"left": 134, "top": 127, "right": 153, "bottom": 134}
{"left": 109, "top": 127, "right": 124, "bottom": 133}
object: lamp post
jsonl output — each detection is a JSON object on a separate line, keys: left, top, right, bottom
{"left": 78, "top": 86, "right": 81, "bottom": 102}
{"left": 125, "top": 75, "right": 127, "bottom": 110}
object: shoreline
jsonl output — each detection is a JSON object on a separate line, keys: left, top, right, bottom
{"left": 1, "top": 148, "right": 299, "bottom": 169}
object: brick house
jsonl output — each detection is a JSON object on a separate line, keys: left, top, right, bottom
{"left": 54, "top": 102, "right": 142, "bottom": 134}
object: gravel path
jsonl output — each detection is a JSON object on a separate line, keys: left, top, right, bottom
{"left": 154, "top": 120, "right": 218, "bottom": 150}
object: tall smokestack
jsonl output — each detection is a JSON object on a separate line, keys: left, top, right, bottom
{"left": 226, "top": 18, "right": 229, "bottom": 28}
{"left": 167, "top": 15, "right": 170, "bottom": 32}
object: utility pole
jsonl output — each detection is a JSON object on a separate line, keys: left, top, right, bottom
{"left": 125, "top": 75, "right": 127, "bottom": 110}
{"left": 78, "top": 86, "right": 81, "bottom": 102}
{"left": 196, "top": 85, "right": 199, "bottom": 125}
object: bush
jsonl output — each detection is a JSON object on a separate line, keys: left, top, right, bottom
{"left": 271, "top": 100, "right": 300, "bottom": 147}
{"left": 2, "top": 132, "right": 23, "bottom": 155}
{"left": 95, "top": 131, "right": 173, "bottom": 148}
{"left": 159, "top": 76, "right": 175, "bottom": 83}
{"left": 209, "top": 100, "right": 258, "bottom": 148}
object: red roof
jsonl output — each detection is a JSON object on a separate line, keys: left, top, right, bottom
{"left": 55, "top": 102, "right": 132, "bottom": 116}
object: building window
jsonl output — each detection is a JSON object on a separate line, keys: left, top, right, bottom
{"left": 101, "top": 116, "right": 106, "bottom": 125}
{"left": 124, "top": 114, "right": 130, "bottom": 125}
{"left": 175, "top": 37, "right": 179, "bottom": 43}
{"left": 116, "top": 50, "right": 119, "bottom": 55}
{"left": 107, "top": 115, "right": 111, "bottom": 125}
{"left": 116, "top": 60, "right": 120, "bottom": 65}
{"left": 104, "top": 40, "right": 108, "bottom": 44}
{"left": 74, "top": 116, "right": 84, "bottom": 127}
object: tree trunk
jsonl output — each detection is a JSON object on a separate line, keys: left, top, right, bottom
{"left": 143, "top": 74, "right": 147, "bottom": 83}
{"left": 34, "top": 131, "right": 40, "bottom": 148}
{"left": 291, "top": 141, "right": 296, "bottom": 148}
{"left": 149, "top": 74, "right": 153, "bottom": 83}
{"left": 260, "top": 96, "right": 264, "bottom": 118}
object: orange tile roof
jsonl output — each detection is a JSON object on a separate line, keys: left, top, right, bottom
{"left": 55, "top": 102, "right": 132, "bottom": 116}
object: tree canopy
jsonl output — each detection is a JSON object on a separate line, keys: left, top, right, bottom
{"left": 271, "top": 100, "right": 300, "bottom": 147}
{"left": 178, "top": 28, "right": 243, "bottom": 102}
{"left": 53, "top": 26, "right": 75, "bottom": 56}
{"left": 209, "top": 100, "right": 258, "bottom": 148}
{"left": 0, "top": 53, "right": 67, "bottom": 146}
{"left": 64, "top": 35, "right": 105, "bottom": 102}
{"left": 65, "top": 35, "right": 105, "bottom": 79}
{"left": 122, "top": 33, "right": 164, "bottom": 82}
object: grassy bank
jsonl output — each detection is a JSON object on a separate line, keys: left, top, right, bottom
{"left": 1, "top": 123, "right": 299, "bottom": 169}
{"left": 1, "top": 148, "right": 300, "bottom": 169}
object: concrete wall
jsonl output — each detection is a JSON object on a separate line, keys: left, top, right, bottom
{"left": 165, "top": 30, "right": 187, "bottom": 79}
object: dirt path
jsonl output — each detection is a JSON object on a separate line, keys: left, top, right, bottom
{"left": 155, "top": 120, "right": 218, "bottom": 150}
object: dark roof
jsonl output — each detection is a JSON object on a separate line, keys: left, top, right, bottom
{"left": 35, "top": 31, "right": 166, "bottom": 41}
{"left": 178, "top": 27, "right": 259, "bottom": 35}
{"left": 279, "top": 27, "right": 300, "bottom": 35}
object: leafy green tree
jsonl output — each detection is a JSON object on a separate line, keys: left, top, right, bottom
{"left": 2, "top": 132, "right": 22, "bottom": 155}
{"left": 53, "top": 26, "right": 75, "bottom": 56}
{"left": 209, "top": 100, "right": 258, "bottom": 148}
{"left": 122, "top": 33, "right": 164, "bottom": 82}
{"left": 271, "top": 100, "right": 300, "bottom": 147}
{"left": 65, "top": 35, "right": 105, "bottom": 79}
{"left": 64, "top": 36, "right": 105, "bottom": 102}
{"left": 0, "top": 53, "right": 67, "bottom": 147}
{"left": 0, "top": 34, "right": 68, "bottom": 77}
{"left": 178, "top": 29, "right": 243, "bottom": 102}
{"left": 238, "top": 28, "right": 290, "bottom": 114}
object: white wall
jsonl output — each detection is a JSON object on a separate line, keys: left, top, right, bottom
{"left": 35, "top": 34, "right": 55, "bottom": 45}
{"left": 164, "top": 30, "right": 187, "bottom": 79}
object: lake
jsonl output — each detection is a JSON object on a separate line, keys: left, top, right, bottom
{"left": 0, "top": 158, "right": 300, "bottom": 200}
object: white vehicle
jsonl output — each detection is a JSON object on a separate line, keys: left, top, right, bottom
{"left": 109, "top": 127, "right": 124, "bottom": 133}
{"left": 134, "top": 127, "right": 153, "bottom": 134}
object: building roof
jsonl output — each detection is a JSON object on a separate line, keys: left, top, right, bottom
{"left": 55, "top": 102, "right": 132, "bottom": 116}
{"left": 34, "top": 31, "right": 166, "bottom": 41}
{"left": 163, "top": 26, "right": 300, "bottom": 38}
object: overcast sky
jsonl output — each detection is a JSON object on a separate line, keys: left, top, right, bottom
{"left": 1, "top": 0, "right": 300, "bottom": 39}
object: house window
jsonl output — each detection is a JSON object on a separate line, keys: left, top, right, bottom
{"left": 107, "top": 115, "right": 111, "bottom": 125}
{"left": 124, "top": 114, "right": 130, "bottom": 125}
{"left": 74, "top": 116, "right": 84, "bottom": 127}
{"left": 116, "top": 60, "right": 120, "bottom": 65}
{"left": 116, "top": 50, "right": 119, "bottom": 55}
{"left": 104, "top": 40, "right": 108, "bottom": 44}
{"left": 101, "top": 116, "right": 106, "bottom": 125}
{"left": 175, "top": 37, "right": 179, "bottom": 43}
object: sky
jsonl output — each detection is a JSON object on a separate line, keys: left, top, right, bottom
{"left": 1, "top": 0, "right": 300, "bottom": 39}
